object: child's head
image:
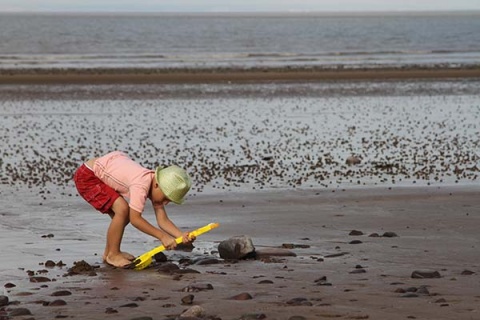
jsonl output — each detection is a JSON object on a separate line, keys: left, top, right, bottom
{"left": 154, "top": 165, "right": 192, "bottom": 204}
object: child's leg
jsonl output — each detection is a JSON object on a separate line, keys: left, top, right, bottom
{"left": 103, "top": 210, "right": 135, "bottom": 262}
{"left": 103, "top": 197, "right": 132, "bottom": 267}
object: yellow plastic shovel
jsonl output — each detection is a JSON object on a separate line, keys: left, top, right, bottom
{"left": 131, "top": 222, "right": 220, "bottom": 270}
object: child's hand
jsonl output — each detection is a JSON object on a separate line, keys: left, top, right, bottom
{"left": 182, "top": 232, "right": 196, "bottom": 244}
{"left": 161, "top": 235, "right": 177, "bottom": 250}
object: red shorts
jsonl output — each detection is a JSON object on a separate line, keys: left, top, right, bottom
{"left": 73, "top": 164, "right": 120, "bottom": 214}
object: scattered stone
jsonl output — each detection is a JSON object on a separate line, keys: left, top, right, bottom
{"left": 67, "top": 260, "right": 97, "bottom": 276}
{"left": 411, "top": 270, "right": 441, "bottom": 279}
{"left": 218, "top": 235, "right": 255, "bottom": 260}
{"left": 156, "top": 262, "right": 179, "bottom": 274}
{"left": 0, "top": 295, "right": 9, "bottom": 307}
{"left": 179, "top": 305, "right": 206, "bottom": 318}
{"left": 349, "top": 240, "right": 363, "bottom": 244}
{"left": 349, "top": 230, "right": 364, "bottom": 236}
{"left": 394, "top": 288, "right": 406, "bottom": 293}
{"left": 4, "top": 283, "right": 16, "bottom": 288}
{"left": 154, "top": 252, "right": 167, "bottom": 262}
{"left": 41, "top": 234, "right": 54, "bottom": 238}
{"left": 30, "top": 276, "right": 51, "bottom": 283}
{"left": 350, "top": 269, "right": 366, "bottom": 274}
{"left": 435, "top": 298, "right": 447, "bottom": 303}
{"left": 324, "top": 252, "right": 348, "bottom": 258}
{"left": 48, "top": 299, "right": 67, "bottom": 306}
{"left": 258, "top": 280, "right": 274, "bottom": 284}
{"left": 181, "top": 294, "right": 194, "bottom": 305}
{"left": 461, "top": 270, "right": 475, "bottom": 275}
{"left": 119, "top": 303, "right": 138, "bottom": 308}
{"left": 45, "top": 260, "right": 56, "bottom": 268}
{"left": 230, "top": 292, "right": 253, "bottom": 300}
{"left": 416, "top": 286, "right": 430, "bottom": 295}
{"left": 51, "top": 290, "right": 72, "bottom": 297}
{"left": 181, "top": 283, "right": 214, "bottom": 292}
{"left": 368, "top": 233, "right": 380, "bottom": 237}
{"left": 105, "top": 307, "right": 118, "bottom": 314}
{"left": 401, "top": 293, "right": 419, "bottom": 298}
{"left": 8, "top": 308, "right": 32, "bottom": 317}
{"left": 286, "top": 297, "right": 313, "bottom": 306}
{"left": 255, "top": 248, "right": 297, "bottom": 258}
{"left": 382, "top": 232, "right": 398, "bottom": 238}
{"left": 282, "top": 243, "right": 310, "bottom": 249}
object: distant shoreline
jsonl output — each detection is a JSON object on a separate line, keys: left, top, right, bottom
{"left": 1, "top": 65, "right": 479, "bottom": 85}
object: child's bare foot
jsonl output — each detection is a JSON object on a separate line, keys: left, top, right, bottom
{"left": 121, "top": 251, "right": 135, "bottom": 261}
{"left": 103, "top": 251, "right": 135, "bottom": 262}
{"left": 105, "top": 253, "right": 132, "bottom": 268}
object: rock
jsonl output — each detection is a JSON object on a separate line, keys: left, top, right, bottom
{"left": 258, "top": 280, "right": 274, "bottom": 284}
{"left": 30, "top": 276, "right": 51, "bottom": 283}
{"left": 120, "top": 303, "right": 138, "bottom": 308}
{"left": 130, "top": 317, "right": 153, "bottom": 320}
{"left": 193, "top": 258, "right": 220, "bottom": 265}
{"left": 8, "top": 308, "right": 32, "bottom": 317}
{"left": 282, "top": 243, "right": 310, "bottom": 249}
{"left": 346, "top": 156, "right": 361, "bottom": 166}
{"left": 349, "top": 230, "right": 364, "bottom": 236}
{"left": 349, "top": 240, "right": 363, "bottom": 244}
{"left": 416, "top": 285, "right": 430, "bottom": 295}
{"left": 461, "top": 269, "right": 475, "bottom": 275}
{"left": 286, "top": 297, "right": 312, "bottom": 306}
{"left": 411, "top": 270, "right": 441, "bottom": 279}
{"left": 181, "top": 294, "right": 194, "bottom": 305}
{"left": 401, "top": 293, "right": 419, "bottom": 298}
{"left": 350, "top": 268, "right": 366, "bottom": 274}
{"left": 182, "top": 283, "right": 214, "bottom": 292}
{"left": 45, "top": 260, "right": 56, "bottom": 268}
{"left": 324, "top": 252, "right": 348, "bottom": 258}
{"left": 218, "top": 236, "right": 255, "bottom": 260}
{"left": 4, "top": 282, "right": 16, "bottom": 288}
{"left": 255, "top": 248, "right": 297, "bottom": 258}
{"left": 230, "top": 292, "right": 253, "bottom": 300}
{"left": 67, "top": 260, "right": 96, "bottom": 275}
{"left": 156, "top": 262, "right": 179, "bottom": 274}
{"left": 179, "top": 305, "right": 206, "bottom": 318}
{"left": 368, "top": 233, "right": 380, "bottom": 237}
{"left": 154, "top": 252, "right": 167, "bottom": 262}
{"left": 51, "top": 290, "right": 72, "bottom": 297}
{"left": 48, "top": 299, "right": 67, "bottom": 306}
{"left": 0, "top": 295, "right": 9, "bottom": 307}
{"left": 382, "top": 232, "right": 398, "bottom": 237}
{"left": 105, "top": 307, "right": 118, "bottom": 314}
{"left": 241, "top": 314, "right": 267, "bottom": 319}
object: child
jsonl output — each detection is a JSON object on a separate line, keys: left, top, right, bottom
{"left": 73, "top": 151, "right": 194, "bottom": 267}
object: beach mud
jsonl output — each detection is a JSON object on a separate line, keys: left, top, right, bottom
{"left": 1, "top": 75, "right": 479, "bottom": 319}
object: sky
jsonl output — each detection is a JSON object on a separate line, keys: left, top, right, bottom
{"left": 1, "top": 0, "right": 480, "bottom": 13}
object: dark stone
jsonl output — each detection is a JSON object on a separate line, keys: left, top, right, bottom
{"left": 51, "top": 290, "right": 72, "bottom": 297}
{"left": 282, "top": 243, "right": 310, "bottom": 249}
{"left": 119, "top": 303, "right": 138, "bottom": 308}
{"left": 4, "top": 283, "right": 16, "bottom": 288}
{"left": 258, "top": 280, "right": 274, "bottom": 284}
{"left": 67, "top": 260, "right": 96, "bottom": 275}
{"left": 105, "top": 307, "right": 118, "bottom": 314}
{"left": 349, "top": 240, "right": 363, "bottom": 244}
{"left": 401, "top": 293, "right": 419, "bottom": 298}
{"left": 156, "top": 262, "right": 179, "bottom": 274}
{"left": 8, "top": 308, "right": 32, "bottom": 316}
{"left": 153, "top": 252, "right": 167, "bottom": 262}
{"left": 324, "top": 252, "right": 347, "bottom": 258}
{"left": 182, "top": 283, "right": 214, "bottom": 292}
{"left": 382, "top": 232, "right": 398, "bottom": 237}
{"left": 0, "top": 295, "right": 9, "bottom": 307}
{"left": 349, "top": 230, "right": 364, "bottom": 236}
{"left": 240, "top": 314, "right": 267, "bottom": 319}
{"left": 368, "top": 233, "right": 380, "bottom": 237}
{"left": 411, "top": 270, "right": 441, "bottom": 279}
{"left": 230, "top": 292, "right": 253, "bottom": 300}
{"left": 350, "top": 269, "right": 366, "bottom": 274}
{"left": 417, "top": 286, "right": 430, "bottom": 295}
{"left": 461, "top": 270, "right": 475, "bottom": 275}
{"left": 286, "top": 297, "right": 313, "bottom": 306}
{"left": 193, "top": 258, "right": 220, "bottom": 265}
{"left": 48, "top": 299, "right": 67, "bottom": 306}
{"left": 130, "top": 317, "right": 153, "bottom": 320}
{"left": 30, "top": 276, "right": 51, "bottom": 283}
{"left": 45, "top": 260, "right": 56, "bottom": 268}
{"left": 181, "top": 294, "right": 194, "bottom": 305}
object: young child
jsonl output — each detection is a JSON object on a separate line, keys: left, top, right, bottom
{"left": 73, "top": 151, "right": 194, "bottom": 267}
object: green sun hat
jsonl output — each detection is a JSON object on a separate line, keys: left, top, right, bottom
{"left": 155, "top": 165, "right": 192, "bottom": 204}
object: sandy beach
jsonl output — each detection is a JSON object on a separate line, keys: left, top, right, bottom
{"left": 1, "top": 71, "right": 479, "bottom": 320}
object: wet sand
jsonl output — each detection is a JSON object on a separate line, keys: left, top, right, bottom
{"left": 1, "top": 65, "right": 480, "bottom": 85}
{"left": 1, "top": 74, "right": 479, "bottom": 319}
{"left": 1, "top": 186, "right": 480, "bottom": 320}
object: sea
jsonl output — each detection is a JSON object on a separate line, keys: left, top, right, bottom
{"left": 0, "top": 11, "right": 479, "bottom": 70}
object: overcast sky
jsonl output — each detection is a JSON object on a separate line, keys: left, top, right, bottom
{"left": 1, "top": 0, "right": 479, "bottom": 12}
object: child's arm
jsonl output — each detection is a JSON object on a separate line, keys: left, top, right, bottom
{"left": 129, "top": 208, "right": 177, "bottom": 249}
{"left": 154, "top": 206, "right": 194, "bottom": 243}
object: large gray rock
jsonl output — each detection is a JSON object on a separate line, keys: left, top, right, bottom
{"left": 0, "top": 295, "right": 8, "bottom": 307}
{"left": 218, "top": 236, "right": 255, "bottom": 260}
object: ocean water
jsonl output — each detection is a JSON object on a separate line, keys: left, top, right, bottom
{"left": 0, "top": 12, "right": 479, "bottom": 70}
